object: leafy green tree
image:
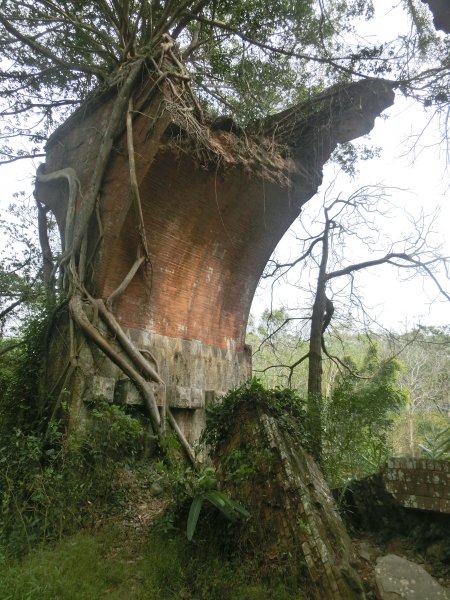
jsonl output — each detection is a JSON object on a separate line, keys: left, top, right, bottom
{"left": 0, "top": 195, "right": 52, "bottom": 402}
{"left": 0, "top": 1, "right": 448, "bottom": 164}
{"left": 383, "top": 326, "right": 450, "bottom": 457}
{"left": 0, "top": 0, "right": 380, "bottom": 166}
{"left": 322, "top": 343, "right": 408, "bottom": 487}
{"left": 0, "top": 200, "right": 45, "bottom": 335}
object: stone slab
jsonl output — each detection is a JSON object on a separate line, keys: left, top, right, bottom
{"left": 86, "top": 375, "right": 115, "bottom": 403}
{"left": 375, "top": 554, "right": 449, "bottom": 599}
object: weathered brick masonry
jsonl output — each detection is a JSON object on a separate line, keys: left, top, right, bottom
{"left": 384, "top": 457, "right": 450, "bottom": 514}
{"left": 423, "top": 0, "right": 450, "bottom": 33}
{"left": 37, "top": 76, "right": 395, "bottom": 441}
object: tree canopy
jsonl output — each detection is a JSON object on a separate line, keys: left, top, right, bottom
{"left": 0, "top": 0, "right": 449, "bottom": 164}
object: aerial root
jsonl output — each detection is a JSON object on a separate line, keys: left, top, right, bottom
{"left": 106, "top": 254, "right": 146, "bottom": 308}
{"left": 69, "top": 291, "right": 196, "bottom": 463}
{"left": 69, "top": 291, "right": 161, "bottom": 433}
{"left": 34, "top": 46, "right": 201, "bottom": 464}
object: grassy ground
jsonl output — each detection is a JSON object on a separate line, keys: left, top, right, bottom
{"left": 0, "top": 520, "right": 304, "bottom": 600}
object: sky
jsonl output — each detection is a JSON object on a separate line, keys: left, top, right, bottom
{"left": 251, "top": 1, "right": 450, "bottom": 331}
{"left": 251, "top": 95, "right": 450, "bottom": 331}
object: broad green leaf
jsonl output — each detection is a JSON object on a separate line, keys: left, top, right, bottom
{"left": 186, "top": 496, "right": 203, "bottom": 541}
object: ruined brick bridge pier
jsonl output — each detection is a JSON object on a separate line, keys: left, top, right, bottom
{"left": 37, "top": 77, "right": 394, "bottom": 442}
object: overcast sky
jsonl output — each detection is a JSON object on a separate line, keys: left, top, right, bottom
{"left": 251, "top": 0, "right": 450, "bottom": 331}
{"left": 251, "top": 94, "right": 449, "bottom": 331}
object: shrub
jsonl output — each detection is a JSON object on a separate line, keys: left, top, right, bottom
{"left": 0, "top": 401, "right": 152, "bottom": 558}
{"left": 201, "top": 378, "right": 310, "bottom": 453}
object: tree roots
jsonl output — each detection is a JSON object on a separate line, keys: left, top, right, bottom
{"left": 35, "top": 39, "right": 199, "bottom": 465}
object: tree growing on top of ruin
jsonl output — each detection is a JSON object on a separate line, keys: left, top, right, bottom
{"left": 0, "top": 0, "right": 448, "bottom": 457}
{"left": 1, "top": 1, "right": 448, "bottom": 165}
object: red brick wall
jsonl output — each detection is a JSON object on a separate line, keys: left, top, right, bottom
{"left": 41, "top": 92, "right": 306, "bottom": 353}
{"left": 40, "top": 78, "right": 394, "bottom": 357}
{"left": 96, "top": 149, "right": 304, "bottom": 351}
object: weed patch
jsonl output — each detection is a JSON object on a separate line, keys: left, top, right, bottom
{"left": 0, "top": 524, "right": 306, "bottom": 599}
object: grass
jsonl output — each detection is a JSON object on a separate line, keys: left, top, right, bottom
{"left": 0, "top": 527, "right": 141, "bottom": 600}
{"left": 0, "top": 522, "right": 305, "bottom": 600}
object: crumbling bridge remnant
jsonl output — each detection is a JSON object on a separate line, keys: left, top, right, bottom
{"left": 36, "top": 73, "right": 394, "bottom": 442}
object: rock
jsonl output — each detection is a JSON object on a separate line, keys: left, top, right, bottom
{"left": 86, "top": 375, "right": 115, "bottom": 403}
{"left": 375, "top": 554, "right": 449, "bottom": 599}
{"left": 356, "top": 540, "right": 379, "bottom": 564}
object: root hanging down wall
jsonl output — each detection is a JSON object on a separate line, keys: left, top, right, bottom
{"left": 35, "top": 69, "right": 395, "bottom": 442}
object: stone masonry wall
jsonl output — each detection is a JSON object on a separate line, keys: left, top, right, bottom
{"left": 87, "top": 327, "right": 252, "bottom": 443}
{"left": 383, "top": 457, "right": 450, "bottom": 514}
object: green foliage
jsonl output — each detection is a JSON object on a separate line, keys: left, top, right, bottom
{"left": 0, "top": 340, "right": 21, "bottom": 398}
{"left": 2, "top": 0, "right": 447, "bottom": 165}
{"left": 0, "top": 401, "right": 152, "bottom": 559}
{"left": 0, "top": 200, "right": 46, "bottom": 336}
{"left": 0, "top": 524, "right": 306, "bottom": 599}
{"left": 202, "top": 378, "right": 310, "bottom": 453}
{"left": 0, "top": 306, "right": 157, "bottom": 558}
{"left": 87, "top": 402, "right": 152, "bottom": 459}
{"left": 323, "top": 345, "right": 408, "bottom": 487}
{"left": 249, "top": 311, "right": 450, "bottom": 477}
{"left": 186, "top": 488, "right": 250, "bottom": 541}
{"left": 331, "top": 141, "right": 381, "bottom": 177}
{"left": 0, "top": 529, "right": 135, "bottom": 600}
{"left": 156, "top": 461, "right": 250, "bottom": 541}
{"left": 0, "top": 308, "right": 50, "bottom": 431}
{"left": 384, "top": 326, "right": 450, "bottom": 457}
{"left": 390, "top": 411, "right": 449, "bottom": 458}
{"left": 419, "top": 426, "right": 450, "bottom": 460}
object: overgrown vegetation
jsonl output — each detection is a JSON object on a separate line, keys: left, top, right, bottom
{"left": 419, "top": 425, "right": 450, "bottom": 460}
{"left": 249, "top": 311, "right": 450, "bottom": 477}
{"left": 0, "top": 1, "right": 449, "bottom": 595}
{"left": 0, "top": 404, "right": 153, "bottom": 559}
{"left": 202, "top": 378, "right": 312, "bottom": 453}
{"left": 0, "top": 319, "right": 445, "bottom": 563}
{"left": 322, "top": 345, "right": 408, "bottom": 487}
{"left": 0, "top": 319, "right": 154, "bottom": 559}
{"left": 0, "top": 337, "right": 448, "bottom": 597}
{"left": 0, "top": 524, "right": 307, "bottom": 600}
{"left": 0, "top": 369, "right": 312, "bottom": 598}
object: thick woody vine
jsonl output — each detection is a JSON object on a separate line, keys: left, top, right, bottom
{"left": 34, "top": 36, "right": 199, "bottom": 464}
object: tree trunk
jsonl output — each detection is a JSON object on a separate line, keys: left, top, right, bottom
{"left": 408, "top": 410, "right": 416, "bottom": 457}
{"left": 307, "top": 215, "right": 331, "bottom": 461}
